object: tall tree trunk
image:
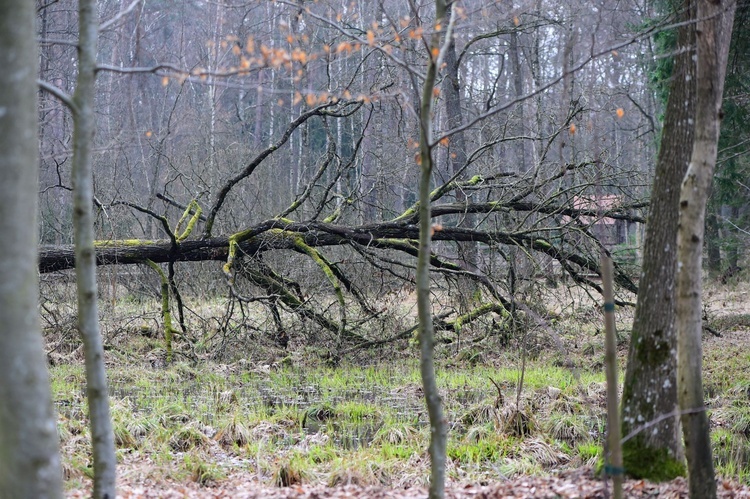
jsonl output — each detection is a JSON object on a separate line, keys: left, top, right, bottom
{"left": 676, "top": 0, "right": 736, "bottom": 496}
{"left": 0, "top": 1, "right": 64, "bottom": 496}
{"left": 442, "top": 5, "right": 478, "bottom": 305}
{"left": 620, "top": 0, "right": 696, "bottom": 480}
{"left": 418, "top": 2, "right": 449, "bottom": 497}
{"left": 72, "top": 1, "right": 117, "bottom": 496}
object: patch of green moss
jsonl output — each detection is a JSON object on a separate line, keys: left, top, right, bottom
{"left": 634, "top": 329, "right": 672, "bottom": 366}
{"left": 621, "top": 438, "right": 686, "bottom": 481}
{"left": 95, "top": 239, "right": 158, "bottom": 246}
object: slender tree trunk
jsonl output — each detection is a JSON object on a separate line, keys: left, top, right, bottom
{"left": 418, "top": 3, "right": 449, "bottom": 497}
{"left": 620, "top": 0, "right": 695, "bottom": 479}
{"left": 601, "top": 254, "right": 623, "bottom": 499}
{"left": 442, "top": 11, "right": 477, "bottom": 274}
{"left": 722, "top": 205, "right": 741, "bottom": 270}
{"left": 72, "top": 1, "right": 117, "bottom": 497}
{"left": 0, "top": 1, "right": 63, "bottom": 496}
{"left": 705, "top": 207, "right": 722, "bottom": 276}
{"left": 676, "top": 0, "right": 735, "bottom": 496}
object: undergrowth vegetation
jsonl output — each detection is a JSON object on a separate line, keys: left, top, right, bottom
{"left": 44, "top": 278, "right": 750, "bottom": 490}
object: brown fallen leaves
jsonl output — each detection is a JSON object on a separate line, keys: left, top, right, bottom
{"left": 66, "top": 467, "right": 750, "bottom": 499}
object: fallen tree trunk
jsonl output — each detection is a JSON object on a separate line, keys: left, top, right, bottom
{"left": 39, "top": 219, "right": 637, "bottom": 295}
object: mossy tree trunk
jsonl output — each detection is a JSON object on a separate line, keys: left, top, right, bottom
{"left": 676, "top": 0, "right": 735, "bottom": 496}
{"left": 0, "top": 1, "right": 64, "bottom": 496}
{"left": 72, "top": 0, "right": 117, "bottom": 496}
{"left": 620, "top": 0, "right": 695, "bottom": 480}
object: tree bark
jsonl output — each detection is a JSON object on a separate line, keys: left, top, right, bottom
{"left": 676, "top": 0, "right": 736, "bottom": 496}
{"left": 418, "top": 3, "right": 450, "bottom": 497}
{"left": 442, "top": 9, "right": 478, "bottom": 276}
{"left": 0, "top": 0, "right": 63, "bottom": 495}
{"left": 620, "top": 0, "right": 695, "bottom": 479}
{"left": 72, "top": 0, "right": 117, "bottom": 496}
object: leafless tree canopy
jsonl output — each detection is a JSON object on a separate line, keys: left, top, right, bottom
{"left": 37, "top": 0, "right": 668, "bottom": 358}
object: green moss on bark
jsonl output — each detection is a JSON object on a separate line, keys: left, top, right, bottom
{"left": 622, "top": 437, "right": 686, "bottom": 481}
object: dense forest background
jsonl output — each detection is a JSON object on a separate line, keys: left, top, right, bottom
{"left": 36, "top": 0, "right": 714, "bottom": 353}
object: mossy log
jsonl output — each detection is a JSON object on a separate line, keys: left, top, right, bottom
{"left": 38, "top": 217, "right": 638, "bottom": 297}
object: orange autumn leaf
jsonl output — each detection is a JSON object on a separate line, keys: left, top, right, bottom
{"left": 161, "top": 76, "right": 169, "bottom": 86}
{"left": 513, "top": 16, "right": 520, "bottom": 26}
{"left": 616, "top": 108, "right": 625, "bottom": 118}
{"left": 431, "top": 47, "right": 440, "bottom": 59}
{"left": 145, "top": 131, "right": 152, "bottom": 137}
{"left": 367, "top": 30, "right": 375, "bottom": 46}
{"left": 569, "top": 124, "right": 577, "bottom": 134}
{"left": 291, "top": 48, "right": 308, "bottom": 64}
{"left": 439, "top": 137, "right": 449, "bottom": 146}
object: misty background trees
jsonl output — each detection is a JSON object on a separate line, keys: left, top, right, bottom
{"left": 37, "top": 0, "right": 660, "bottom": 349}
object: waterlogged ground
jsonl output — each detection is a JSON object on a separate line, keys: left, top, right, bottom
{"left": 55, "top": 359, "right": 605, "bottom": 485}
{"left": 50, "top": 281, "right": 750, "bottom": 497}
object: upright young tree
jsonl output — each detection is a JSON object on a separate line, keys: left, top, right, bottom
{"left": 0, "top": 0, "right": 63, "bottom": 496}
{"left": 676, "top": 0, "right": 736, "bottom": 496}
{"left": 72, "top": 0, "right": 117, "bottom": 496}
{"left": 417, "top": 2, "right": 451, "bottom": 496}
{"left": 620, "top": 0, "right": 695, "bottom": 479}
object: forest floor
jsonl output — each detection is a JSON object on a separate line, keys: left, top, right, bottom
{"left": 51, "top": 279, "right": 750, "bottom": 498}
{"left": 64, "top": 466, "right": 750, "bottom": 498}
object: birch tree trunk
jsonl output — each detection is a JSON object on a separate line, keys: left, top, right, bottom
{"left": 676, "top": 0, "right": 736, "bottom": 496}
{"left": 0, "top": 1, "right": 64, "bottom": 496}
{"left": 418, "top": 2, "right": 449, "bottom": 497}
{"left": 72, "top": 0, "right": 117, "bottom": 496}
